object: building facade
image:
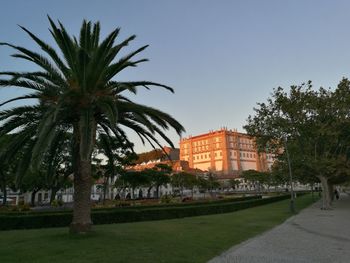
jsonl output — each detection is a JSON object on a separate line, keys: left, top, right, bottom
{"left": 179, "top": 128, "right": 274, "bottom": 177}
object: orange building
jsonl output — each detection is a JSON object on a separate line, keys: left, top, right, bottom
{"left": 179, "top": 128, "right": 274, "bottom": 178}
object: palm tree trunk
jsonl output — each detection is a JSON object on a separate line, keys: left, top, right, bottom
{"left": 70, "top": 159, "right": 92, "bottom": 233}
{"left": 69, "top": 122, "right": 95, "bottom": 234}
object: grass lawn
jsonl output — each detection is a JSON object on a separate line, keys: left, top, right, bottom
{"left": 0, "top": 194, "right": 318, "bottom": 263}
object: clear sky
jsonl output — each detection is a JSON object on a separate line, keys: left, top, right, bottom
{"left": 1, "top": 0, "right": 350, "bottom": 152}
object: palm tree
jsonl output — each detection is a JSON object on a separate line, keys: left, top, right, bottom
{"left": 0, "top": 17, "right": 184, "bottom": 233}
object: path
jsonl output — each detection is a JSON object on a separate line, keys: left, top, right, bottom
{"left": 208, "top": 193, "right": 350, "bottom": 263}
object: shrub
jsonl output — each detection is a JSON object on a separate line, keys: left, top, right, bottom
{"left": 9, "top": 204, "right": 31, "bottom": 212}
{"left": 160, "top": 195, "right": 173, "bottom": 204}
{"left": 181, "top": 197, "right": 193, "bottom": 202}
{"left": 0, "top": 195, "right": 291, "bottom": 230}
{"left": 114, "top": 201, "right": 131, "bottom": 207}
{"left": 51, "top": 199, "right": 64, "bottom": 207}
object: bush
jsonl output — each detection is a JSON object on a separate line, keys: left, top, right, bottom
{"left": 114, "top": 201, "right": 131, "bottom": 207}
{"left": 51, "top": 199, "right": 64, "bottom": 207}
{"left": 181, "top": 197, "right": 193, "bottom": 202}
{"left": 160, "top": 195, "right": 173, "bottom": 204}
{"left": 10, "top": 204, "right": 31, "bottom": 212}
{"left": 0, "top": 195, "right": 291, "bottom": 231}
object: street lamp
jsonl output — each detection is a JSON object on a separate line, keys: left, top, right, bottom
{"left": 284, "top": 136, "right": 295, "bottom": 213}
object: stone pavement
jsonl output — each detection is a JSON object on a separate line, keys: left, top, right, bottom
{"left": 208, "top": 193, "right": 350, "bottom": 263}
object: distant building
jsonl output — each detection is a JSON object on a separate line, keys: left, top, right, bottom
{"left": 163, "top": 146, "right": 180, "bottom": 161}
{"left": 179, "top": 127, "right": 274, "bottom": 178}
{"left": 128, "top": 146, "right": 183, "bottom": 172}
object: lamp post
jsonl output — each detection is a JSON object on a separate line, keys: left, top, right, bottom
{"left": 284, "top": 137, "right": 295, "bottom": 213}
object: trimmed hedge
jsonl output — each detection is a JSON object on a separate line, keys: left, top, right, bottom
{"left": 0, "top": 195, "right": 262, "bottom": 216}
{"left": 97, "top": 195, "right": 262, "bottom": 211}
{"left": 0, "top": 194, "right": 292, "bottom": 231}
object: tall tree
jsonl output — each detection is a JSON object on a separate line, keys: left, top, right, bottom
{"left": 116, "top": 170, "right": 148, "bottom": 199}
{"left": 244, "top": 80, "right": 350, "bottom": 209}
{"left": 241, "top": 169, "right": 265, "bottom": 193}
{"left": 0, "top": 135, "right": 16, "bottom": 205}
{"left": 0, "top": 17, "right": 184, "bottom": 233}
{"left": 150, "top": 163, "right": 172, "bottom": 198}
{"left": 96, "top": 134, "right": 137, "bottom": 202}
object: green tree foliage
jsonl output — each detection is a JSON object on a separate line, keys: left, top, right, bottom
{"left": 19, "top": 170, "right": 47, "bottom": 206}
{"left": 241, "top": 169, "right": 276, "bottom": 192}
{"left": 95, "top": 135, "right": 137, "bottom": 202}
{"left": 0, "top": 135, "right": 16, "bottom": 205}
{"left": 170, "top": 172, "right": 195, "bottom": 197}
{"left": 228, "top": 179, "right": 240, "bottom": 190}
{"left": 206, "top": 173, "right": 220, "bottom": 193}
{"left": 244, "top": 79, "right": 350, "bottom": 209}
{"left": 0, "top": 18, "right": 184, "bottom": 233}
{"left": 115, "top": 170, "right": 148, "bottom": 199}
{"left": 144, "top": 164, "right": 171, "bottom": 198}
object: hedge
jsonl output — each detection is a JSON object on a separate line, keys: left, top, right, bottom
{"left": 96, "top": 194, "right": 262, "bottom": 211}
{"left": 0, "top": 194, "right": 292, "bottom": 231}
{"left": 0, "top": 195, "right": 262, "bottom": 216}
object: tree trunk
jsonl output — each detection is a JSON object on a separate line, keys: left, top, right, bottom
{"left": 70, "top": 158, "right": 92, "bottom": 233}
{"left": 328, "top": 182, "right": 334, "bottom": 202}
{"left": 131, "top": 187, "right": 135, "bottom": 199}
{"left": 50, "top": 187, "right": 59, "bottom": 204}
{"left": 1, "top": 178, "right": 7, "bottom": 205}
{"left": 2, "top": 184, "right": 7, "bottom": 206}
{"left": 156, "top": 185, "right": 160, "bottom": 199}
{"left": 147, "top": 187, "right": 152, "bottom": 198}
{"left": 69, "top": 121, "right": 95, "bottom": 234}
{"left": 103, "top": 177, "right": 108, "bottom": 204}
{"left": 31, "top": 189, "right": 39, "bottom": 207}
{"left": 318, "top": 175, "right": 332, "bottom": 210}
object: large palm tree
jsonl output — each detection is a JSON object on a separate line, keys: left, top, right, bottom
{"left": 0, "top": 17, "right": 184, "bottom": 233}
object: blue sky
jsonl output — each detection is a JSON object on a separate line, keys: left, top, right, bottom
{"left": 1, "top": 0, "right": 350, "bottom": 152}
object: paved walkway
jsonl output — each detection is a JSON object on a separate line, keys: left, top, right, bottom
{"left": 209, "top": 193, "right": 350, "bottom": 263}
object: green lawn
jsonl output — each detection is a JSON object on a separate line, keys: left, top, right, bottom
{"left": 0, "top": 194, "right": 317, "bottom": 263}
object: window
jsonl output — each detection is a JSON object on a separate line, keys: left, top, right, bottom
{"left": 234, "top": 151, "right": 237, "bottom": 156}
{"left": 215, "top": 152, "right": 217, "bottom": 157}
{"left": 220, "top": 152, "right": 222, "bottom": 156}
